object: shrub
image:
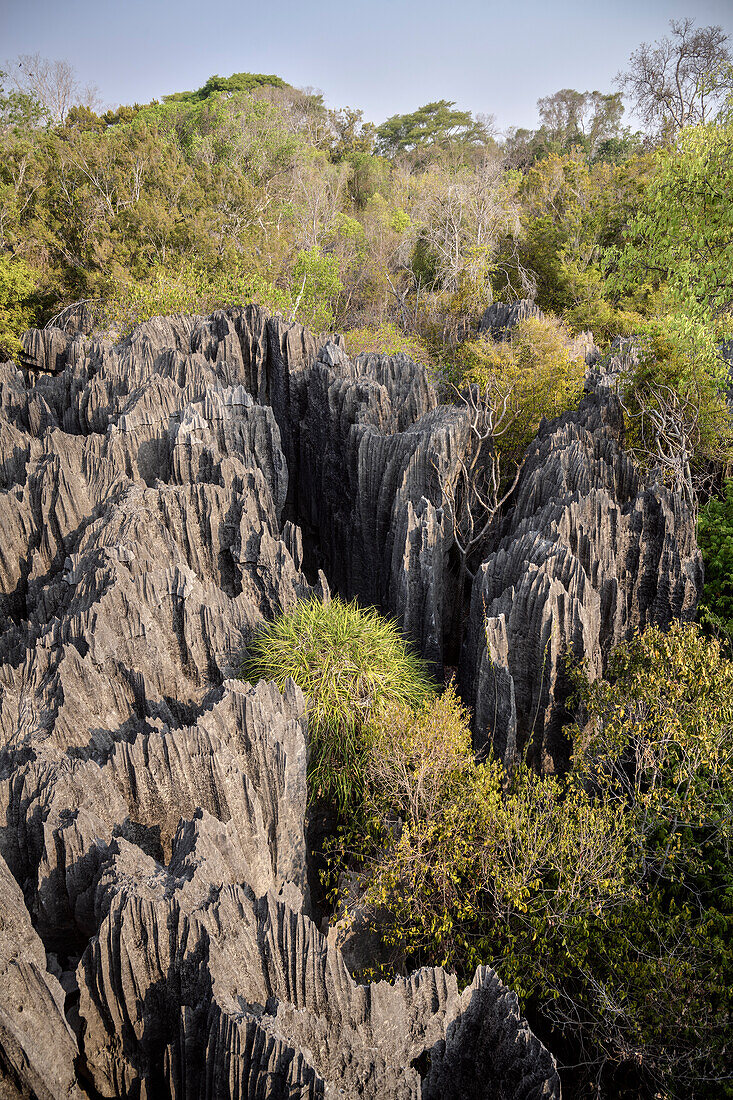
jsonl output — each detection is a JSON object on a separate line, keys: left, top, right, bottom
{"left": 0, "top": 254, "right": 35, "bottom": 360}
{"left": 619, "top": 314, "right": 733, "bottom": 502}
{"left": 350, "top": 624, "right": 733, "bottom": 1096}
{"left": 359, "top": 688, "right": 630, "bottom": 978}
{"left": 100, "top": 262, "right": 292, "bottom": 336}
{"left": 241, "top": 597, "right": 434, "bottom": 813}
{"left": 343, "top": 321, "right": 435, "bottom": 372}
{"left": 449, "top": 313, "right": 586, "bottom": 457}
{"left": 290, "top": 246, "right": 343, "bottom": 331}
{"left": 698, "top": 480, "right": 733, "bottom": 643}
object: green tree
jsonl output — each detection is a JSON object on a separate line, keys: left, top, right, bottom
{"left": 353, "top": 624, "right": 733, "bottom": 1097}
{"left": 537, "top": 87, "right": 625, "bottom": 159}
{"left": 289, "top": 245, "right": 343, "bottom": 330}
{"left": 375, "top": 100, "right": 491, "bottom": 160}
{"left": 698, "top": 480, "right": 733, "bottom": 642}
{"left": 0, "top": 253, "right": 35, "bottom": 359}
{"left": 613, "top": 121, "right": 733, "bottom": 322}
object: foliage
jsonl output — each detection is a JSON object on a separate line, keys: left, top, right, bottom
{"left": 537, "top": 88, "right": 625, "bottom": 160}
{"left": 290, "top": 245, "right": 343, "bottom": 330}
{"left": 698, "top": 480, "right": 733, "bottom": 643}
{"left": 0, "top": 253, "right": 35, "bottom": 359}
{"left": 350, "top": 624, "right": 733, "bottom": 1096}
{"left": 0, "top": 69, "right": 45, "bottom": 132}
{"left": 573, "top": 623, "right": 733, "bottom": 848}
{"left": 241, "top": 598, "right": 434, "bottom": 814}
{"left": 343, "top": 321, "right": 434, "bottom": 372}
{"left": 450, "top": 314, "right": 586, "bottom": 457}
{"left": 612, "top": 122, "right": 733, "bottom": 323}
{"left": 163, "top": 72, "right": 288, "bottom": 104}
{"left": 375, "top": 100, "right": 491, "bottom": 160}
{"left": 99, "top": 262, "right": 292, "bottom": 335}
{"left": 619, "top": 314, "right": 733, "bottom": 500}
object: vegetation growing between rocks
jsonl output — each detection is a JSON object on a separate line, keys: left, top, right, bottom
{"left": 241, "top": 597, "right": 435, "bottom": 814}
{"left": 4, "top": 22, "right": 733, "bottom": 1099}
{"left": 447, "top": 313, "right": 587, "bottom": 457}
{"left": 345, "top": 623, "right": 733, "bottom": 1098}
{"left": 242, "top": 591, "right": 733, "bottom": 1096}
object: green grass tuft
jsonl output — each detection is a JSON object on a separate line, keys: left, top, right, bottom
{"left": 241, "top": 597, "right": 435, "bottom": 813}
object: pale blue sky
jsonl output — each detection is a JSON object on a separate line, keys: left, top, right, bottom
{"left": 1, "top": 0, "right": 732, "bottom": 131}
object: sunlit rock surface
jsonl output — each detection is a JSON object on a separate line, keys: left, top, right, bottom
{"left": 0, "top": 308, "right": 561, "bottom": 1098}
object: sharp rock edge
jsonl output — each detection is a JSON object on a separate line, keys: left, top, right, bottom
{"left": 0, "top": 307, "right": 560, "bottom": 1098}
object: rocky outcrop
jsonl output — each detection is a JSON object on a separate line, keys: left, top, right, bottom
{"left": 0, "top": 851, "right": 84, "bottom": 1100}
{"left": 295, "top": 342, "right": 469, "bottom": 670}
{"left": 478, "top": 299, "right": 543, "bottom": 338}
{"left": 0, "top": 308, "right": 560, "bottom": 1099}
{"left": 461, "top": 374, "right": 703, "bottom": 772}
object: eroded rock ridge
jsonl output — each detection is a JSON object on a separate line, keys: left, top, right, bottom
{"left": 0, "top": 307, "right": 561, "bottom": 1098}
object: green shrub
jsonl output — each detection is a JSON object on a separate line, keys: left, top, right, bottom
{"left": 241, "top": 597, "right": 434, "bottom": 813}
{"left": 349, "top": 624, "right": 733, "bottom": 1096}
{"left": 0, "top": 254, "right": 35, "bottom": 360}
{"left": 344, "top": 321, "right": 435, "bottom": 372}
{"left": 290, "top": 246, "right": 343, "bottom": 331}
{"left": 620, "top": 314, "right": 733, "bottom": 490}
{"left": 698, "top": 480, "right": 733, "bottom": 644}
{"left": 100, "top": 262, "right": 292, "bottom": 336}
{"left": 448, "top": 313, "right": 586, "bottom": 457}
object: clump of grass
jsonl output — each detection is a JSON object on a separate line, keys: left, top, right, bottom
{"left": 241, "top": 597, "right": 435, "bottom": 813}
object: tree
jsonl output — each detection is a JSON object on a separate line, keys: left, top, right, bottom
{"left": 0, "top": 70, "right": 44, "bottom": 134}
{"left": 697, "top": 480, "right": 733, "bottom": 643}
{"left": 351, "top": 624, "right": 733, "bottom": 1096}
{"left": 8, "top": 53, "right": 100, "bottom": 125}
{"left": 328, "top": 106, "right": 376, "bottom": 160}
{"left": 375, "top": 100, "right": 491, "bottom": 160}
{"left": 614, "top": 121, "right": 733, "bottom": 320}
{"left": 0, "top": 253, "right": 35, "bottom": 359}
{"left": 537, "top": 88, "right": 625, "bottom": 158}
{"left": 618, "top": 317, "right": 732, "bottom": 512}
{"left": 162, "top": 72, "right": 287, "bottom": 104}
{"left": 615, "top": 18, "right": 733, "bottom": 139}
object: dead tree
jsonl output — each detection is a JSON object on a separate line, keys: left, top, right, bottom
{"left": 437, "top": 377, "right": 524, "bottom": 653}
{"left": 620, "top": 382, "right": 705, "bottom": 514}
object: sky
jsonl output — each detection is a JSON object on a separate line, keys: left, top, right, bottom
{"left": 1, "top": 0, "right": 732, "bottom": 132}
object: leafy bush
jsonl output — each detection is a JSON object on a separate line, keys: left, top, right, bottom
{"left": 241, "top": 597, "right": 434, "bottom": 813}
{"left": 450, "top": 313, "right": 586, "bottom": 456}
{"left": 0, "top": 254, "right": 35, "bottom": 360}
{"left": 619, "top": 314, "right": 732, "bottom": 499}
{"left": 344, "top": 321, "right": 435, "bottom": 372}
{"left": 290, "top": 246, "right": 343, "bottom": 331}
{"left": 100, "top": 262, "right": 292, "bottom": 336}
{"left": 698, "top": 480, "right": 733, "bottom": 643}
{"left": 348, "top": 624, "right": 733, "bottom": 1097}
{"left": 613, "top": 122, "right": 733, "bottom": 324}
{"left": 359, "top": 688, "right": 629, "bottom": 978}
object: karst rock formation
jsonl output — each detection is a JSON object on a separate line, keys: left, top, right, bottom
{"left": 0, "top": 302, "right": 702, "bottom": 1097}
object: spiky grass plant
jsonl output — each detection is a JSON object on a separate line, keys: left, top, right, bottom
{"left": 241, "top": 597, "right": 435, "bottom": 813}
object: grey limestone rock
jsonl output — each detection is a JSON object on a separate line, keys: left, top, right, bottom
{"left": 0, "top": 308, "right": 560, "bottom": 1099}
{"left": 294, "top": 343, "right": 470, "bottom": 672}
{"left": 478, "top": 299, "right": 543, "bottom": 338}
{"left": 461, "top": 378, "right": 703, "bottom": 771}
{"left": 0, "top": 851, "right": 84, "bottom": 1100}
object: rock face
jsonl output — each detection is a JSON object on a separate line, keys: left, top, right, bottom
{"left": 294, "top": 342, "right": 469, "bottom": 671}
{"left": 0, "top": 308, "right": 560, "bottom": 1098}
{"left": 478, "top": 299, "right": 544, "bottom": 338}
{"left": 461, "top": 373, "right": 703, "bottom": 771}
